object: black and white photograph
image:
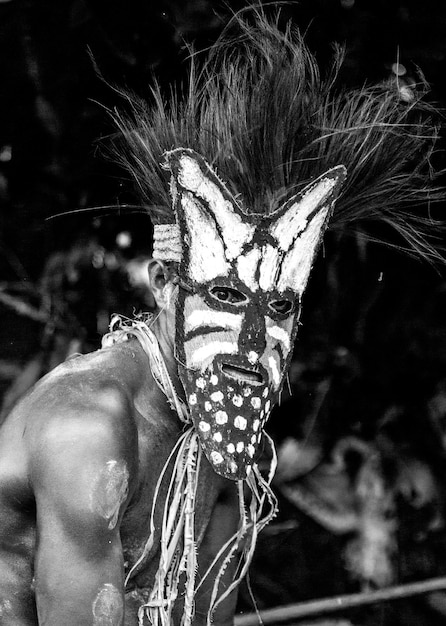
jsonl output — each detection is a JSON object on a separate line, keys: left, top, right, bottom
{"left": 1, "top": 1, "right": 446, "bottom": 624}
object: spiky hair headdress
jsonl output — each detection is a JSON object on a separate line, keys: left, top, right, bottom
{"left": 107, "top": 11, "right": 445, "bottom": 623}
{"left": 112, "top": 9, "right": 444, "bottom": 263}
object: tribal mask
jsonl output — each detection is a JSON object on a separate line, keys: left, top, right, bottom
{"left": 156, "top": 148, "right": 346, "bottom": 480}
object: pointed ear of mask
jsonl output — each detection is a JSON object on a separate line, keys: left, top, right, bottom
{"left": 163, "top": 149, "right": 256, "bottom": 284}
{"left": 270, "top": 166, "right": 347, "bottom": 293}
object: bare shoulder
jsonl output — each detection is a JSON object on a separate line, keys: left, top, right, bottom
{"left": 30, "top": 339, "right": 149, "bottom": 411}
{"left": 15, "top": 339, "right": 142, "bottom": 412}
{"left": 27, "top": 342, "right": 146, "bottom": 453}
{"left": 2, "top": 341, "right": 150, "bottom": 487}
{"left": 0, "top": 342, "right": 150, "bottom": 539}
{"left": 24, "top": 343, "right": 150, "bottom": 530}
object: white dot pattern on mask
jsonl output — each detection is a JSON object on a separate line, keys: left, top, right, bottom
{"left": 250, "top": 397, "right": 261, "bottom": 409}
{"left": 215, "top": 410, "right": 228, "bottom": 424}
{"left": 234, "top": 415, "right": 247, "bottom": 430}
{"left": 248, "top": 351, "right": 259, "bottom": 364}
{"left": 210, "top": 451, "right": 223, "bottom": 464}
{"left": 232, "top": 395, "right": 243, "bottom": 407}
{"left": 185, "top": 368, "right": 274, "bottom": 478}
{"left": 210, "top": 391, "right": 224, "bottom": 403}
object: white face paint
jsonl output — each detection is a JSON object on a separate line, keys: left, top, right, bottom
{"left": 187, "top": 339, "right": 239, "bottom": 370}
{"left": 266, "top": 322, "right": 292, "bottom": 352}
{"left": 162, "top": 148, "right": 347, "bottom": 479}
{"left": 258, "top": 244, "right": 281, "bottom": 291}
{"left": 176, "top": 154, "right": 256, "bottom": 261}
{"left": 236, "top": 246, "right": 262, "bottom": 292}
{"left": 184, "top": 294, "right": 243, "bottom": 369}
{"left": 185, "top": 307, "right": 243, "bottom": 333}
{"left": 267, "top": 355, "right": 281, "bottom": 387}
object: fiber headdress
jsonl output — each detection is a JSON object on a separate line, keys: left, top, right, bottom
{"left": 113, "top": 9, "right": 445, "bottom": 263}
{"left": 108, "top": 8, "right": 445, "bottom": 625}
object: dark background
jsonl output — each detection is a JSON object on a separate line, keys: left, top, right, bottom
{"left": 1, "top": 1, "right": 446, "bottom": 624}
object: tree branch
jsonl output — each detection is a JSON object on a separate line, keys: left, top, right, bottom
{"left": 0, "top": 289, "right": 48, "bottom": 323}
{"left": 235, "top": 576, "right": 446, "bottom": 625}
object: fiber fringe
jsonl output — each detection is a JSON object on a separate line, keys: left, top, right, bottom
{"left": 103, "top": 314, "right": 278, "bottom": 625}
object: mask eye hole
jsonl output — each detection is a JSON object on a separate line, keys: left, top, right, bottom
{"left": 210, "top": 286, "right": 248, "bottom": 305}
{"left": 269, "top": 299, "right": 294, "bottom": 315}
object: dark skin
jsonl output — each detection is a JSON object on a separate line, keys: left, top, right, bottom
{"left": 0, "top": 261, "right": 240, "bottom": 625}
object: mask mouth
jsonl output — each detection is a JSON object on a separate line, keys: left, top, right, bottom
{"left": 221, "top": 362, "right": 264, "bottom": 386}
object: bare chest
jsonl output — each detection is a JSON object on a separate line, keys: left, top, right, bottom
{"left": 121, "top": 449, "right": 224, "bottom": 594}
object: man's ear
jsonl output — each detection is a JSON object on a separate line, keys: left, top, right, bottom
{"left": 147, "top": 259, "right": 173, "bottom": 308}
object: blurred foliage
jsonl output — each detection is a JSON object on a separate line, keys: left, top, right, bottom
{"left": 242, "top": 241, "right": 446, "bottom": 624}
{"left": 1, "top": 1, "right": 446, "bottom": 624}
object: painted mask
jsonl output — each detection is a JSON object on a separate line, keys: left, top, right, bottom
{"left": 159, "top": 149, "right": 346, "bottom": 480}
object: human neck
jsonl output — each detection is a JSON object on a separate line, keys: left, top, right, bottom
{"left": 149, "top": 307, "right": 184, "bottom": 399}
{"left": 131, "top": 306, "right": 186, "bottom": 424}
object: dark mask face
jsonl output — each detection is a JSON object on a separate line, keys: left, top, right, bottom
{"left": 164, "top": 148, "right": 346, "bottom": 480}
{"left": 176, "top": 281, "right": 297, "bottom": 479}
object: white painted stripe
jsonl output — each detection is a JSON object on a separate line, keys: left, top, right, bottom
{"left": 268, "top": 355, "right": 281, "bottom": 387}
{"left": 185, "top": 329, "right": 238, "bottom": 356}
{"left": 185, "top": 308, "right": 243, "bottom": 333}
{"left": 271, "top": 176, "right": 336, "bottom": 251}
{"left": 182, "top": 193, "right": 230, "bottom": 283}
{"left": 259, "top": 244, "right": 280, "bottom": 291}
{"left": 177, "top": 154, "right": 255, "bottom": 260}
{"left": 237, "top": 246, "right": 261, "bottom": 292}
{"left": 189, "top": 341, "right": 238, "bottom": 368}
{"left": 267, "top": 325, "right": 291, "bottom": 351}
{"left": 277, "top": 209, "right": 328, "bottom": 293}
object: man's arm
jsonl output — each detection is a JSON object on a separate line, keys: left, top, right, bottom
{"left": 28, "top": 386, "right": 137, "bottom": 625}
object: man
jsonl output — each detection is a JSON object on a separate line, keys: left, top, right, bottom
{"left": 0, "top": 12, "right": 442, "bottom": 626}
{"left": 0, "top": 252, "right": 246, "bottom": 625}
